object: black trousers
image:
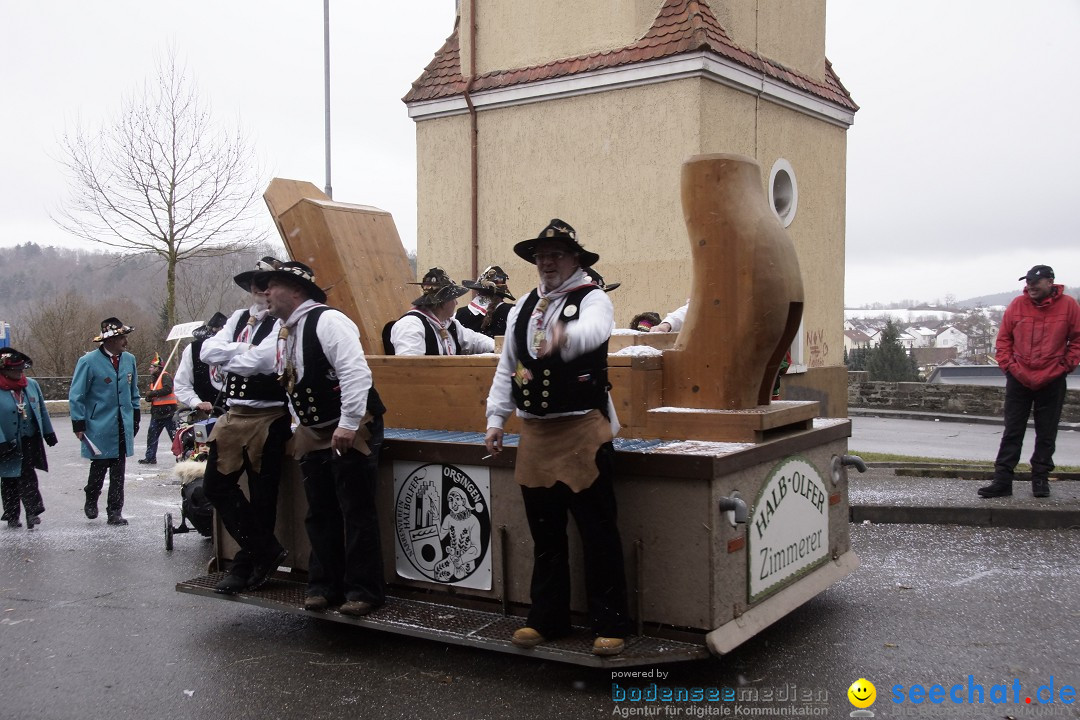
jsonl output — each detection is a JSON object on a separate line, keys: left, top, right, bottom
{"left": 300, "top": 418, "right": 384, "bottom": 605}
{"left": 519, "top": 442, "right": 632, "bottom": 639}
{"left": 994, "top": 373, "right": 1068, "bottom": 482}
{"left": 1, "top": 437, "right": 45, "bottom": 522}
{"left": 203, "top": 413, "right": 292, "bottom": 572}
{"left": 86, "top": 417, "right": 126, "bottom": 516}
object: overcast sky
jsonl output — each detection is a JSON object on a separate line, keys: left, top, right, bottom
{"left": 2, "top": 1, "right": 1078, "bottom": 308}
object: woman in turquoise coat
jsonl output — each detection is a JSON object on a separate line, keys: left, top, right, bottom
{"left": 68, "top": 318, "right": 140, "bottom": 525}
{"left": 1, "top": 349, "right": 57, "bottom": 528}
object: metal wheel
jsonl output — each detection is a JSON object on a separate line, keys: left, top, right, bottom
{"left": 164, "top": 512, "right": 174, "bottom": 551}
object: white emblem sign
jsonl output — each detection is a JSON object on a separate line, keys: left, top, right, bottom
{"left": 748, "top": 456, "right": 830, "bottom": 603}
{"left": 393, "top": 461, "right": 492, "bottom": 590}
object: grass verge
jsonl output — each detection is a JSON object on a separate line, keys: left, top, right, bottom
{"left": 848, "top": 450, "right": 1080, "bottom": 473}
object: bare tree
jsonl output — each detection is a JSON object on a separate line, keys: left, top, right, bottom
{"left": 54, "top": 49, "right": 266, "bottom": 328}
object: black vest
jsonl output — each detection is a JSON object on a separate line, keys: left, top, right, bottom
{"left": 223, "top": 311, "right": 287, "bottom": 403}
{"left": 390, "top": 310, "right": 460, "bottom": 356}
{"left": 189, "top": 338, "right": 217, "bottom": 403}
{"left": 510, "top": 286, "right": 609, "bottom": 416}
{"left": 455, "top": 301, "right": 512, "bottom": 338}
{"left": 290, "top": 307, "right": 385, "bottom": 426}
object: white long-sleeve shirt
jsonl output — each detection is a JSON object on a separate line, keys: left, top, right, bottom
{"left": 662, "top": 302, "right": 689, "bottom": 332}
{"left": 173, "top": 343, "right": 222, "bottom": 408}
{"left": 241, "top": 300, "right": 373, "bottom": 432}
{"left": 486, "top": 276, "right": 617, "bottom": 433}
{"left": 200, "top": 306, "right": 283, "bottom": 409}
{"left": 390, "top": 311, "right": 495, "bottom": 356}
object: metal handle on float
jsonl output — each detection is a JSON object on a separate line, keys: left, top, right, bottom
{"left": 717, "top": 496, "right": 749, "bottom": 525}
{"left": 841, "top": 454, "right": 867, "bottom": 473}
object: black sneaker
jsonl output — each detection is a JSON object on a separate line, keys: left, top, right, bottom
{"left": 247, "top": 547, "right": 288, "bottom": 591}
{"left": 1032, "top": 478, "right": 1050, "bottom": 498}
{"left": 214, "top": 572, "right": 250, "bottom": 595}
{"left": 977, "top": 480, "right": 1013, "bottom": 498}
{"left": 137, "top": 458, "right": 156, "bottom": 465}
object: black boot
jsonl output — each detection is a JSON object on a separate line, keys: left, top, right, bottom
{"left": 1032, "top": 478, "right": 1050, "bottom": 498}
{"left": 978, "top": 479, "right": 1013, "bottom": 498}
{"left": 84, "top": 497, "right": 99, "bottom": 519}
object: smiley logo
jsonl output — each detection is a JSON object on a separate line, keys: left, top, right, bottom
{"left": 847, "top": 678, "right": 876, "bottom": 708}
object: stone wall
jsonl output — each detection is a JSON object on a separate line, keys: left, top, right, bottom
{"left": 33, "top": 377, "right": 151, "bottom": 402}
{"left": 848, "top": 375, "right": 1080, "bottom": 422}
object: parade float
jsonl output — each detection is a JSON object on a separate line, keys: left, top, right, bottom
{"left": 176, "top": 153, "right": 863, "bottom": 667}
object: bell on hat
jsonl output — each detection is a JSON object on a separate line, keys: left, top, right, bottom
{"left": 462, "top": 265, "right": 515, "bottom": 301}
{"left": 149, "top": 352, "right": 163, "bottom": 367}
{"left": 93, "top": 317, "right": 135, "bottom": 343}
{"left": 410, "top": 267, "right": 469, "bottom": 307}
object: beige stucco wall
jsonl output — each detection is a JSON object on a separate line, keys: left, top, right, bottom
{"left": 707, "top": 0, "right": 826, "bottom": 81}
{"left": 415, "top": 116, "right": 472, "bottom": 282}
{"left": 465, "top": 0, "right": 665, "bottom": 77}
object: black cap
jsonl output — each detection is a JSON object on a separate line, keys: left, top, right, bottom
{"left": 1019, "top": 265, "right": 1054, "bottom": 283}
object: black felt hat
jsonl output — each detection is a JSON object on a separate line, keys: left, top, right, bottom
{"left": 254, "top": 261, "right": 328, "bottom": 304}
{"left": 234, "top": 256, "right": 283, "bottom": 291}
{"left": 513, "top": 219, "right": 600, "bottom": 267}
{"left": 93, "top": 317, "right": 135, "bottom": 343}
{"left": 0, "top": 348, "right": 32, "bottom": 370}
{"left": 462, "top": 265, "right": 515, "bottom": 301}
{"left": 583, "top": 267, "right": 620, "bottom": 293}
{"left": 410, "top": 267, "right": 469, "bottom": 307}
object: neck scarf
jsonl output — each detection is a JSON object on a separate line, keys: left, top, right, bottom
{"left": 238, "top": 307, "right": 270, "bottom": 344}
{"left": 0, "top": 374, "right": 27, "bottom": 391}
{"left": 275, "top": 301, "right": 325, "bottom": 389}
{"left": 417, "top": 308, "right": 456, "bottom": 355}
{"left": 529, "top": 269, "right": 593, "bottom": 355}
{"left": 465, "top": 295, "right": 492, "bottom": 317}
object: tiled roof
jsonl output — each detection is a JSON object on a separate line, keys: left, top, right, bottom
{"left": 403, "top": 0, "right": 857, "bottom": 112}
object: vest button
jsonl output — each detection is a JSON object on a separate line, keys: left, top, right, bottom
{"left": 542, "top": 391, "right": 549, "bottom": 397}
{"left": 313, "top": 415, "right": 319, "bottom": 421}
{"left": 524, "top": 400, "right": 531, "bottom": 407}
{"left": 523, "top": 389, "right": 529, "bottom": 396}
{"left": 239, "top": 392, "right": 245, "bottom": 397}
{"left": 543, "top": 369, "right": 551, "bottom": 377}
{"left": 543, "top": 380, "right": 550, "bottom": 386}
{"left": 541, "top": 402, "right": 548, "bottom": 408}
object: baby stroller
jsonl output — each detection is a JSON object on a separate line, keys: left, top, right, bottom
{"left": 164, "top": 411, "right": 216, "bottom": 550}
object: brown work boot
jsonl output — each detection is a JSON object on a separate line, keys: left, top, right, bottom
{"left": 592, "top": 637, "right": 626, "bottom": 656}
{"left": 511, "top": 627, "right": 546, "bottom": 648}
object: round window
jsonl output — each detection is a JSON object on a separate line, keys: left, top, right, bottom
{"left": 769, "top": 159, "right": 798, "bottom": 228}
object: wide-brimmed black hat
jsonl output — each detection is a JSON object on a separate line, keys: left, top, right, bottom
{"left": 583, "top": 267, "right": 620, "bottom": 293}
{"left": 410, "top": 267, "right": 469, "bottom": 307}
{"left": 0, "top": 348, "right": 32, "bottom": 370}
{"left": 93, "top": 317, "right": 135, "bottom": 343}
{"left": 234, "top": 256, "right": 282, "bottom": 291}
{"left": 462, "top": 265, "right": 515, "bottom": 301}
{"left": 254, "top": 261, "right": 328, "bottom": 303}
{"left": 191, "top": 311, "right": 228, "bottom": 341}
{"left": 513, "top": 219, "right": 600, "bottom": 267}
{"left": 1019, "top": 265, "right": 1054, "bottom": 283}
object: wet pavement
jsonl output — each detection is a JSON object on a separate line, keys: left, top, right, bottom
{"left": 2, "top": 426, "right": 1079, "bottom": 719}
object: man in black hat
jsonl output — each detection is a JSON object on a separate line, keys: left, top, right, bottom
{"left": 253, "top": 260, "right": 388, "bottom": 616}
{"left": 174, "top": 311, "right": 228, "bottom": 417}
{"left": 456, "top": 265, "right": 516, "bottom": 337}
{"left": 484, "top": 218, "right": 632, "bottom": 657}
{"left": 979, "top": 265, "right": 1080, "bottom": 499}
{"left": 68, "top": 318, "right": 140, "bottom": 525}
{"left": 1, "top": 349, "right": 57, "bottom": 529}
{"left": 386, "top": 267, "right": 495, "bottom": 355}
{"left": 198, "top": 257, "right": 292, "bottom": 594}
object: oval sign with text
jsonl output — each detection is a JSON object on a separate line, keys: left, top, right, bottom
{"left": 748, "top": 456, "right": 830, "bottom": 603}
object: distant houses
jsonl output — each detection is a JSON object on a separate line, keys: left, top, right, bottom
{"left": 843, "top": 305, "right": 1006, "bottom": 378}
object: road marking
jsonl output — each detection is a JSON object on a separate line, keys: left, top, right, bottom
{"left": 951, "top": 569, "right": 1002, "bottom": 586}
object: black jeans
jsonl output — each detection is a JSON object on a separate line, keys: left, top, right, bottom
{"left": 300, "top": 417, "right": 385, "bottom": 604}
{"left": 1, "top": 437, "right": 45, "bottom": 522}
{"left": 86, "top": 416, "right": 126, "bottom": 516}
{"left": 203, "top": 412, "right": 292, "bottom": 572}
{"left": 519, "top": 442, "right": 633, "bottom": 639}
{"left": 994, "top": 373, "right": 1068, "bottom": 482}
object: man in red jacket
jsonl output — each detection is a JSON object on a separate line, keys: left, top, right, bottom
{"left": 979, "top": 265, "right": 1080, "bottom": 498}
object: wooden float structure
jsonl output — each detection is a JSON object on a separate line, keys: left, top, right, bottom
{"left": 177, "top": 154, "right": 860, "bottom": 667}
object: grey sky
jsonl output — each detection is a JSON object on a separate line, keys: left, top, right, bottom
{"left": 2, "top": 1, "right": 1077, "bottom": 308}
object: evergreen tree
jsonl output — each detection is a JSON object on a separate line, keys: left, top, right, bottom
{"left": 867, "top": 320, "right": 920, "bottom": 381}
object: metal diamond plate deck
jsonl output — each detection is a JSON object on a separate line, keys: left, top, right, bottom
{"left": 177, "top": 573, "right": 709, "bottom": 667}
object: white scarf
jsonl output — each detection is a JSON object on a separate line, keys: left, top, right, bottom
{"left": 415, "top": 308, "right": 456, "bottom": 355}
{"left": 528, "top": 269, "right": 595, "bottom": 356}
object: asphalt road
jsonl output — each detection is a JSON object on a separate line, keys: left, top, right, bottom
{"left": 849, "top": 416, "right": 1080, "bottom": 465}
{"left": 2, "top": 431, "right": 1079, "bottom": 719}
